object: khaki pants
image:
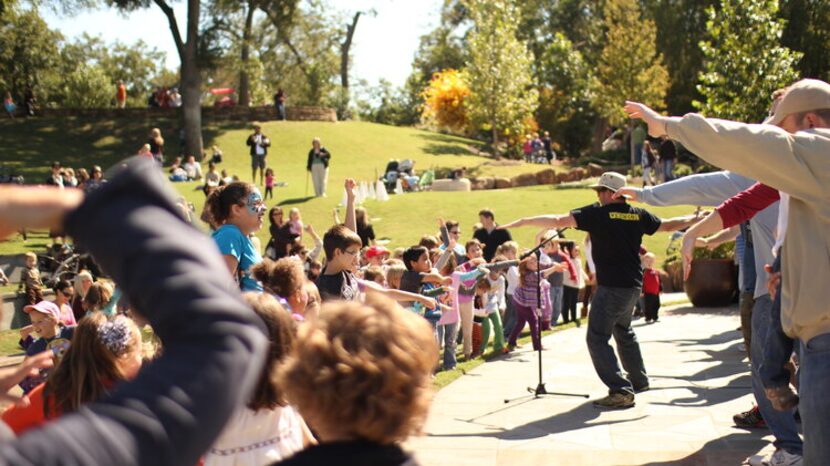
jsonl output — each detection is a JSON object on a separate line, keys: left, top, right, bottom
{"left": 459, "top": 300, "right": 474, "bottom": 358}
{"left": 311, "top": 163, "right": 328, "bottom": 197}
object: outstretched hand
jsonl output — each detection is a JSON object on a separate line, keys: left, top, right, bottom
{"left": 680, "top": 232, "right": 697, "bottom": 281}
{"left": 612, "top": 187, "right": 639, "bottom": 201}
{"left": 0, "top": 352, "right": 53, "bottom": 407}
{"left": 624, "top": 101, "right": 669, "bottom": 138}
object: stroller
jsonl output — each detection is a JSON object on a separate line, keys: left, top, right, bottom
{"left": 382, "top": 159, "right": 420, "bottom": 193}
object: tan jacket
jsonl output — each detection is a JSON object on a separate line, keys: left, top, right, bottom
{"left": 667, "top": 114, "right": 830, "bottom": 343}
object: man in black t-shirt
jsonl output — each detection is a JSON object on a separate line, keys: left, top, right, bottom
{"left": 473, "top": 209, "right": 513, "bottom": 262}
{"left": 500, "top": 172, "right": 697, "bottom": 409}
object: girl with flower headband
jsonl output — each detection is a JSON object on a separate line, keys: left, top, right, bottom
{"left": 206, "top": 181, "right": 266, "bottom": 292}
{"left": 2, "top": 313, "right": 144, "bottom": 435}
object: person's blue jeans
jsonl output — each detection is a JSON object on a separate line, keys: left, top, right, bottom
{"left": 440, "top": 322, "right": 459, "bottom": 370}
{"left": 759, "top": 257, "right": 797, "bottom": 390}
{"left": 662, "top": 159, "right": 675, "bottom": 181}
{"left": 634, "top": 143, "right": 643, "bottom": 165}
{"left": 586, "top": 286, "right": 647, "bottom": 395}
{"left": 800, "top": 332, "right": 830, "bottom": 464}
{"left": 750, "top": 295, "right": 802, "bottom": 455}
{"left": 548, "top": 285, "right": 563, "bottom": 326}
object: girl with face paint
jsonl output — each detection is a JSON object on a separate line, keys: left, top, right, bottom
{"left": 206, "top": 182, "right": 266, "bottom": 291}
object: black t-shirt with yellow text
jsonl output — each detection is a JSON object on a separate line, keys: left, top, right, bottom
{"left": 571, "top": 202, "right": 661, "bottom": 288}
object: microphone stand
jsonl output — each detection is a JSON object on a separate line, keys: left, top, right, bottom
{"left": 505, "top": 229, "right": 588, "bottom": 403}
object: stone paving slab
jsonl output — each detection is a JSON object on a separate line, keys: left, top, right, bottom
{"left": 409, "top": 305, "right": 781, "bottom": 466}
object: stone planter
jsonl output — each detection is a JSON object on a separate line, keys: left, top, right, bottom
{"left": 684, "top": 259, "right": 737, "bottom": 307}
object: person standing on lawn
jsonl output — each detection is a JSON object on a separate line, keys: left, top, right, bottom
{"left": 499, "top": 172, "right": 699, "bottom": 409}
{"left": 473, "top": 209, "right": 513, "bottom": 262}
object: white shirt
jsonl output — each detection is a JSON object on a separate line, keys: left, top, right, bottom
{"left": 772, "top": 192, "right": 789, "bottom": 257}
{"left": 204, "top": 406, "right": 305, "bottom": 466}
{"left": 506, "top": 266, "right": 520, "bottom": 295}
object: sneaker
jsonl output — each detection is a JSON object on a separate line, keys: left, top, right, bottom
{"left": 592, "top": 392, "right": 635, "bottom": 410}
{"left": 733, "top": 405, "right": 766, "bottom": 428}
{"left": 765, "top": 386, "right": 799, "bottom": 411}
{"left": 748, "top": 448, "right": 803, "bottom": 466}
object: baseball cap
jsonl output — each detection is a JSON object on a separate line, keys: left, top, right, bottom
{"left": 365, "top": 245, "right": 390, "bottom": 259}
{"left": 24, "top": 301, "right": 61, "bottom": 321}
{"left": 589, "top": 172, "right": 627, "bottom": 193}
{"left": 763, "top": 79, "right": 830, "bottom": 126}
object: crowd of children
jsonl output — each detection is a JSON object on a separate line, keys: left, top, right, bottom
{"left": 0, "top": 155, "right": 667, "bottom": 466}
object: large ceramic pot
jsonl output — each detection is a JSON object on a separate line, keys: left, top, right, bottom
{"left": 684, "top": 259, "right": 738, "bottom": 307}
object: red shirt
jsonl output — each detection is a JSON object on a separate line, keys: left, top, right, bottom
{"left": 643, "top": 268, "right": 661, "bottom": 295}
{"left": 2, "top": 383, "right": 55, "bottom": 435}
{"left": 716, "top": 182, "right": 780, "bottom": 228}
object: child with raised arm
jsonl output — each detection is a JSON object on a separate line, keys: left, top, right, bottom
{"left": 316, "top": 179, "right": 438, "bottom": 312}
{"left": 507, "top": 254, "right": 560, "bottom": 352}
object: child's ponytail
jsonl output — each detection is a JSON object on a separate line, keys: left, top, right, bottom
{"left": 204, "top": 181, "right": 253, "bottom": 228}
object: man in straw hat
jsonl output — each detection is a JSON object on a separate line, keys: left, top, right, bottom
{"left": 500, "top": 171, "right": 699, "bottom": 409}
{"left": 625, "top": 78, "right": 830, "bottom": 465}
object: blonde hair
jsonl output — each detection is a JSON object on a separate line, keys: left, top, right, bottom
{"left": 277, "top": 296, "right": 437, "bottom": 444}
{"left": 385, "top": 264, "right": 406, "bottom": 290}
{"left": 23, "top": 252, "right": 37, "bottom": 263}
{"left": 83, "top": 281, "right": 113, "bottom": 313}
{"left": 150, "top": 128, "right": 164, "bottom": 146}
{"left": 496, "top": 241, "right": 518, "bottom": 256}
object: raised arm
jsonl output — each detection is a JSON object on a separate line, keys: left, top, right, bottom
{"left": 344, "top": 178, "right": 357, "bottom": 233}
{"left": 499, "top": 214, "right": 576, "bottom": 230}
{"left": 361, "top": 279, "right": 436, "bottom": 309}
{"left": 0, "top": 158, "right": 267, "bottom": 465}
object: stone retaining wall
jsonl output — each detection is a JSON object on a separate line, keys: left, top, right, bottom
{"left": 14, "top": 105, "right": 337, "bottom": 122}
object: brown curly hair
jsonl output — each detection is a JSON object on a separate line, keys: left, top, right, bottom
{"left": 251, "top": 257, "right": 305, "bottom": 299}
{"left": 277, "top": 295, "right": 437, "bottom": 444}
{"left": 242, "top": 292, "right": 295, "bottom": 411}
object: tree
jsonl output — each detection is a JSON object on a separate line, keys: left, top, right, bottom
{"left": 695, "top": 0, "right": 802, "bottom": 122}
{"left": 0, "top": 4, "right": 63, "bottom": 102}
{"left": 463, "top": 0, "right": 538, "bottom": 156}
{"left": 641, "top": 0, "right": 718, "bottom": 114}
{"left": 535, "top": 33, "right": 596, "bottom": 157}
{"left": 779, "top": 0, "right": 830, "bottom": 81}
{"left": 337, "top": 8, "right": 375, "bottom": 119}
{"left": 61, "top": 63, "right": 114, "bottom": 107}
{"left": 592, "top": 0, "right": 669, "bottom": 128}
{"left": 420, "top": 68, "right": 470, "bottom": 132}
{"left": 109, "top": 0, "right": 205, "bottom": 158}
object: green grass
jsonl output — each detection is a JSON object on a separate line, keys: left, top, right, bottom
{"left": 0, "top": 117, "right": 697, "bottom": 263}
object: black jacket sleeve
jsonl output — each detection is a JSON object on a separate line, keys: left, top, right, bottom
{"left": 0, "top": 157, "right": 267, "bottom": 466}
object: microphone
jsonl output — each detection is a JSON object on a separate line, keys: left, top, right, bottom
{"left": 488, "top": 259, "right": 519, "bottom": 271}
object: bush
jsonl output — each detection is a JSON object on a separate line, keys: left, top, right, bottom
{"left": 673, "top": 163, "right": 693, "bottom": 178}
{"left": 628, "top": 165, "right": 643, "bottom": 177}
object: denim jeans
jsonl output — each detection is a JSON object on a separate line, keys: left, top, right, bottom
{"left": 548, "top": 285, "right": 563, "bottom": 326}
{"left": 502, "top": 294, "right": 517, "bottom": 338}
{"left": 440, "top": 322, "right": 459, "bottom": 370}
{"left": 586, "top": 286, "right": 647, "bottom": 395}
{"left": 750, "top": 295, "right": 802, "bottom": 455}
{"left": 662, "top": 158, "right": 675, "bottom": 182}
{"left": 759, "top": 274, "right": 797, "bottom": 390}
{"left": 800, "top": 332, "right": 830, "bottom": 464}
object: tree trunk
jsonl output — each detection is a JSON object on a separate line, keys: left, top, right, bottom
{"left": 491, "top": 122, "right": 500, "bottom": 157}
{"left": 591, "top": 118, "right": 608, "bottom": 154}
{"left": 238, "top": 1, "right": 255, "bottom": 107}
{"left": 339, "top": 12, "right": 362, "bottom": 113}
{"left": 182, "top": 0, "right": 203, "bottom": 159}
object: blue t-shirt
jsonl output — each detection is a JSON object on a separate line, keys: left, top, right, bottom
{"left": 212, "top": 224, "right": 263, "bottom": 292}
{"left": 21, "top": 326, "right": 75, "bottom": 393}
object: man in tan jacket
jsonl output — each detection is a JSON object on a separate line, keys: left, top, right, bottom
{"left": 625, "top": 79, "right": 830, "bottom": 465}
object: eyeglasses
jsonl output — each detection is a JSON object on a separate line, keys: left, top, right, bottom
{"left": 343, "top": 249, "right": 361, "bottom": 256}
{"left": 61, "top": 289, "right": 73, "bottom": 297}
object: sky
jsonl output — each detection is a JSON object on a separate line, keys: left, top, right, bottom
{"left": 41, "top": 0, "right": 444, "bottom": 89}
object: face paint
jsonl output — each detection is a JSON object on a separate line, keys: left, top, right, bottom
{"left": 246, "top": 190, "right": 266, "bottom": 215}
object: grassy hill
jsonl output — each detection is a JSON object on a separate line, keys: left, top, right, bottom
{"left": 0, "top": 117, "right": 697, "bottom": 265}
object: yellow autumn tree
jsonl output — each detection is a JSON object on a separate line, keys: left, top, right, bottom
{"left": 421, "top": 68, "right": 470, "bottom": 132}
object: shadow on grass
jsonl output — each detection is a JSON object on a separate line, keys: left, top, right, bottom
{"left": 277, "top": 196, "right": 316, "bottom": 206}
{"left": 422, "top": 143, "right": 475, "bottom": 156}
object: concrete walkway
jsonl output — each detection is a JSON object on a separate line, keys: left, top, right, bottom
{"left": 409, "top": 304, "right": 780, "bottom": 466}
